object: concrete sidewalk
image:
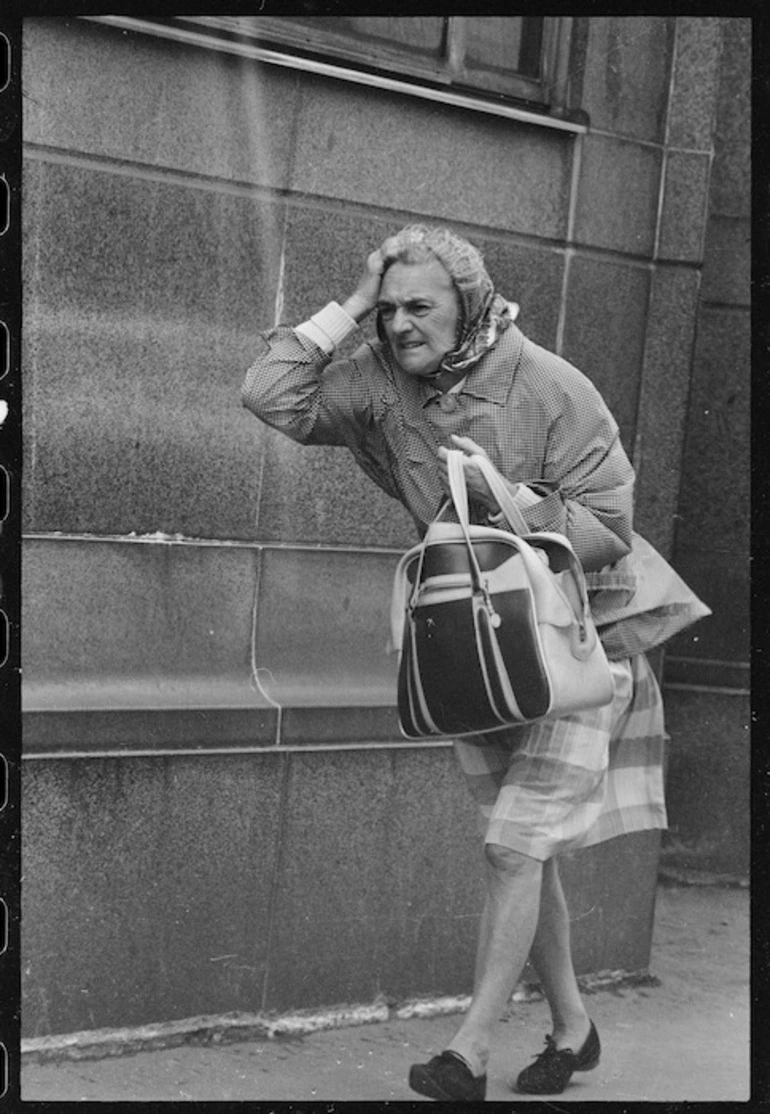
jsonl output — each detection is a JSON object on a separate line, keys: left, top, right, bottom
{"left": 20, "top": 881, "right": 751, "bottom": 1103}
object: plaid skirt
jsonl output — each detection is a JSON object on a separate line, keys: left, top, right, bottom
{"left": 452, "top": 653, "right": 667, "bottom": 861}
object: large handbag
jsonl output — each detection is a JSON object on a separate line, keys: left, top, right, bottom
{"left": 391, "top": 451, "right": 614, "bottom": 739}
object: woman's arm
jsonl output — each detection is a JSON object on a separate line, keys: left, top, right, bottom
{"left": 514, "top": 391, "right": 635, "bottom": 572}
{"left": 440, "top": 375, "right": 635, "bottom": 573}
{"left": 240, "top": 242, "right": 394, "bottom": 445}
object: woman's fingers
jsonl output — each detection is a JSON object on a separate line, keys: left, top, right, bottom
{"left": 450, "top": 433, "right": 490, "bottom": 459}
{"left": 437, "top": 446, "right": 497, "bottom": 510}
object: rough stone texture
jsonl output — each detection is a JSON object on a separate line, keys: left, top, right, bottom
{"left": 262, "top": 746, "right": 484, "bottom": 1012}
{"left": 670, "top": 305, "right": 749, "bottom": 662}
{"left": 633, "top": 267, "right": 701, "bottom": 553}
{"left": 580, "top": 16, "right": 674, "bottom": 143}
{"left": 573, "top": 134, "right": 662, "bottom": 257}
{"left": 253, "top": 546, "right": 400, "bottom": 712}
{"left": 22, "top": 159, "right": 281, "bottom": 539}
{"left": 701, "top": 214, "right": 751, "bottom": 306}
{"left": 19, "top": 883, "right": 751, "bottom": 1103}
{"left": 22, "top": 537, "right": 259, "bottom": 686}
{"left": 22, "top": 18, "right": 300, "bottom": 190}
{"left": 708, "top": 19, "right": 751, "bottom": 219}
{"left": 256, "top": 427, "right": 415, "bottom": 550}
{"left": 21, "top": 159, "right": 281, "bottom": 327}
{"left": 657, "top": 152, "right": 711, "bottom": 263}
{"left": 21, "top": 744, "right": 665, "bottom": 1037}
{"left": 662, "top": 688, "right": 750, "bottom": 874}
{"left": 21, "top": 753, "right": 286, "bottom": 1036}
{"left": 21, "top": 535, "right": 278, "bottom": 746}
{"left": 666, "top": 17, "right": 723, "bottom": 151}
{"left": 665, "top": 547, "right": 747, "bottom": 666}
{"left": 667, "top": 17, "right": 750, "bottom": 672}
{"left": 561, "top": 254, "right": 650, "bottom": 452}
{"left": 280, "top": 705, "right": 402, "bottom": 748}
{"left": 560, "top": 831, "right": 662, "bottom": 974}
{"left": 290, "top": 72, "right": 571, "bottom": 240}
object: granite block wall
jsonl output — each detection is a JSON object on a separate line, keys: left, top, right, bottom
{"left": 20, "top": 15, "right": 748, "bottom": 1039}
{"left": 578, "top": 16, "right": 674, "bottom": 143}
{"left": 662, "top": 689, "right": 750, "bottom": 874}
{"left": 669, "top": 17, "right": 750, "bottom": 670}
{"left": 21, "top": 747, "right": 661, "bottom": 1036}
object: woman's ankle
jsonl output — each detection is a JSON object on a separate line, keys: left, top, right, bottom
{"left": 551, "top": 1012, "right": 591, "bottom": 1051}
{"left": 445, "top": 1037, "right": 489, "bottom": 1078}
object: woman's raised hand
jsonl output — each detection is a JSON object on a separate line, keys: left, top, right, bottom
{"left": 342, "top": 236, "right": 400, "bottom": 322}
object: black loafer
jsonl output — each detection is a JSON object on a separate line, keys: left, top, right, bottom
{"left": 515, "top": 1020, "right": 600, "bottom": 1095}
{"left": 409, "top": 1050, "right": 487, "bottom": 1101}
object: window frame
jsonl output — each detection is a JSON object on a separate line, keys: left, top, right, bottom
{"left": 176, "top": 15, "right": 569, "bottom": 112}
{"left": 83, "top": 15, "right": 586, "bottom": 135}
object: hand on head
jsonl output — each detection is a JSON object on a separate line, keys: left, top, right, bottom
{"left": 343, "top": 236, "right": 401, "bottom": 323}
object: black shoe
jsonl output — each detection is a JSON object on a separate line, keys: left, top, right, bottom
{"left": 409, "top": 1050, "right": 487, "bottom": 1102}
{"left": 515, "top": 1020, "right": 600, "bottom": 1095}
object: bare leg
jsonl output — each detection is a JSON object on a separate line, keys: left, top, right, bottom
{"left": 445, "top": 842, "right": 542, "bottom": 1077}
{"left": 529, "top": 857, "right": 591, "bottom": 1051}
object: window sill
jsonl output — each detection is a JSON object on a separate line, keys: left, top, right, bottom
{"left": 82, "top": 16, "right": 588, "bottom": 136}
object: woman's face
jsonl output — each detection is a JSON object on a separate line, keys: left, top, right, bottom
{"left": 377, "top": 259, "right": 461, "bottom": 377}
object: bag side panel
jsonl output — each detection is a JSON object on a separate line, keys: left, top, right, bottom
{"left": 536, "top": 624, "right": 614, "bottom": 715}
{"left": 398, "top": 622, "right": 438, "bottom": 738}
{"left": 413, "top": 598, "right": 508, "bottom": 736}
{"left": 492, "top": 587, "right": 553, "bottom": 720}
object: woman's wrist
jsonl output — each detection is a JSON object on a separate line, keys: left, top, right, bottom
{"left": 296, "top": 302, "right": 359, "bottom": 353}
{"left": 342, "top": 293, "right": 375, "bottom": 323}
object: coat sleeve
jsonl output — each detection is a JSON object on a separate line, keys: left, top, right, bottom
{"left": 241, "top": 326, "right": 373, "bottom": 448}
{"left": 513, "top": 372, "right": 635, "bottom": 573}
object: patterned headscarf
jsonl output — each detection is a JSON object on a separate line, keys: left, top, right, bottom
{"left": 378, "top": 224, "right": 514, "bottom": 375}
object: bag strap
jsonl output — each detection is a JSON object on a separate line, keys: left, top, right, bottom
{"left": 458, "top": 454, "right": 598, "bottom": 655}
{"left": 470, "top": 454, "right": 531, "bottom": 535}
{"left": 446, "top": 450, "right": 487, "bottom": 594}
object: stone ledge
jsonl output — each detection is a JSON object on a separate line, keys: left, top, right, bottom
{"left": 22, "top": 679, "right": 409, "bottom": 753}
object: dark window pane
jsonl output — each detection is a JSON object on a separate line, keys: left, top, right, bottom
{"left": 519, "top": 17, "right": 545, "bottom": 79}
{"left": 465, "top": 17, "right": 543, "bottom": 82}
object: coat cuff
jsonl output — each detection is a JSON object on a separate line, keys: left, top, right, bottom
{"left": 487, "top": 483, "right": 544, "bottom": 526}
{"left": 295, "top": 302, "right": 359, "bottom": 353}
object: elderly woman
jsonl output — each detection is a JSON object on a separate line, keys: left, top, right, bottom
{"left": 241, "top": 225, "right": 707, "bottom": 1101}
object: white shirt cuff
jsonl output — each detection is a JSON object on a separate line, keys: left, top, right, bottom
{"left": 295, "top": 302, "right": 359, "bottom": 354}
{"left": 513, "top": 484, "right": 544, "bottom": 509}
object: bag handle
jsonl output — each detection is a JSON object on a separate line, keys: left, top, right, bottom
{"left": 452, "top": 453, "right": 597, "bottom": 655}
{"left": 470, "top": 454, "right": 531, "bottom": 535}
{"left": 391, "top": 451, "right": 499, "bottom": 652}
{"left": 446, "top": 450, "right": 487, "bottom": 592}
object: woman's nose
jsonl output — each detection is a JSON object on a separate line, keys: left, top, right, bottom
{"left": 392, "top": 307, "right": 412, "bottom": 333}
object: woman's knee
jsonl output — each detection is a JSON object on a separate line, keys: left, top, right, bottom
{"left": 484, "top": 841, "right": 541, "bottom": 875}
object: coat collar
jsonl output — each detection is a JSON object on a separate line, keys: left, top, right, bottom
{"left": 417, "top": 324, "right": 524, "bottom": 407}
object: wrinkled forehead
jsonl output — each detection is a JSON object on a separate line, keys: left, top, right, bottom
{"left": 379, "top": 259, "right": 458, "bottom": 304}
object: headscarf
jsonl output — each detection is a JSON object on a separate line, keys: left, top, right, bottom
{"left": 377, "top": 224, "right": 514, "bottom": 375}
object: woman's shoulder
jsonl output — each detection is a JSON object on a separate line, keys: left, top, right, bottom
{"left": 511, "top": 329, "right": 609, "bottom": 411}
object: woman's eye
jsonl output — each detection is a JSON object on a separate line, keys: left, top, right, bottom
{"left": 379, "top": 307, "right": 395, "bottom": 320}
{"left": 411, "top": 304, "right": 431, "bottom": 316}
